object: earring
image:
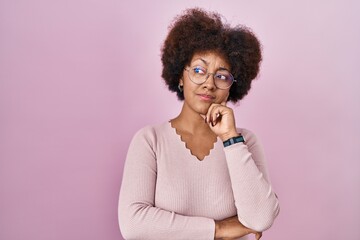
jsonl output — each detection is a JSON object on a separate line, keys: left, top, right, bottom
{"left": 178, "top": 83, "right": 183, "bottom": 92}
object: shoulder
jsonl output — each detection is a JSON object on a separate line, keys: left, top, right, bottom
{"left": 236, "top": 128, "right": 267, "bottom": 165}
{"left": 237, "top": 127, "right": 262, "bottom": 149}
{"left": 128, "top": 122, "right": 171, "bottom": 155}
{"left": 131, "top": 122, "right": 170, "bottom": 145}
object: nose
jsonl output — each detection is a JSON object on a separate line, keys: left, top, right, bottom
{"left": 203, "top": 73, "right": 216, "bottom": 90}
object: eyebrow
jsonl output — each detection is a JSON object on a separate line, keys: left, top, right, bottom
{"left": 199, "top": 58, "right": 209, "bottom": 66}
{"left": 218, "top": 67, "right": 230, "bottom": 72}
{"left": 193, "top": 58, "right": 230, "bottom": 72}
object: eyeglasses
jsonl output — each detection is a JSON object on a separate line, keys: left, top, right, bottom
{"left": 185, "top": 66, "right": 236, "bottom": 90}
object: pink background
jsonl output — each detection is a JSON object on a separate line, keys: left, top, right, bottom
{"left": 1, "top": 0, "right": 359, "bottom": 239}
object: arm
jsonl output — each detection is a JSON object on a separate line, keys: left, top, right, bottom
{"left": 223, "top": 130, "right": 280, "bottom": 232}
{"left": 118, "top": 127, "right": 215, "bottom": 240}
{"left": 215, "top": 215, "right": 263, "bottom": 240}
{"left": 206, "top": 103, "right": 280, "bottom": 233}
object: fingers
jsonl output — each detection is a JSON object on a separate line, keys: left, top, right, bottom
{"left": 205, "top": 104, "right": 227, "bottom": 126}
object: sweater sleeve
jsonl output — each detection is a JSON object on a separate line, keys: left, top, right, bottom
{"left": 223, "top": 129, "right": 280, "bottom": 232}
{"left": 118, "top": 127, "right": 215, "bottom": 240}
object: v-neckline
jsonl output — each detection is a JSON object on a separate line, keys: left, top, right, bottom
{"left": 168, "top": 121, "right": 218, "bottom": 161}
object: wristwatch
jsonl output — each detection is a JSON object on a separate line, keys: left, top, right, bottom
{"left": 223, "top": 135, "right": 245, "bottom": 147}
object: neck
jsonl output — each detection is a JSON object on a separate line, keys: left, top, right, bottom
{"left": 171, "top": 103, "right": 211, "bottom": 135}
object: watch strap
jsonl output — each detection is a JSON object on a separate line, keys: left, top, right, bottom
{"left": 223, "top": 135, "right": 245, "bottom": 147}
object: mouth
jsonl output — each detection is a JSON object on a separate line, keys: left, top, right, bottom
{"left": 197, "top": 94, "right": 215, "bottom": 102}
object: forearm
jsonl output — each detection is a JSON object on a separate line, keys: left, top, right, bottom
{"left": 214, "top": 216, "right": 262, "bottom": 240}
{"left": 118, "top": 200, "right": 215, "bottom": 239}
{"left": 224, "top": 143, "right": 280, "bottom": 232}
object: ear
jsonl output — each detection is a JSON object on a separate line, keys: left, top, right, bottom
{"left": 179, "top": 78, "right": 184, "bottom": 86}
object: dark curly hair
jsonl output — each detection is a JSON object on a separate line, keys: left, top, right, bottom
{"left": 161, "top": 8, "right": 262, "bottom": 103}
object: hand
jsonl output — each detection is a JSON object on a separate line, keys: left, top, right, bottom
{"left": 205, "top": 102, "right": 239, "bottom": 141}
{"left": 215, "top": 216, "right": 262, "bottom": 240}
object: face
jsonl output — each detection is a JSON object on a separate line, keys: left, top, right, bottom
{"left": 180, "top": 51, "right": 231, "bottom": 115}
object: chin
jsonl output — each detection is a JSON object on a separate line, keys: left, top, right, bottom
{"left": 196, "top": 106, "right": 211, "bottom": 115}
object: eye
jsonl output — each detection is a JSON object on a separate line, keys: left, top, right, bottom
{"left": 192, "top": 66, "right": 206, "bottom": 75}
{"left": 215, "top": 72, "right": 232, "bottom": 81}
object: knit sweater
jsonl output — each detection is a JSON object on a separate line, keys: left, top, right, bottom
{"left": 118, "top": 122, "right": 280, "bottom": 240}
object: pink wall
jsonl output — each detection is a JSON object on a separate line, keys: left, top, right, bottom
{"left": 1, "top": 0, "right": 359, "bottom": 239}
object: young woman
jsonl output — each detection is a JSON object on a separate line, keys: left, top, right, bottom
{"left": 118, "top": 8, "right": 280, "bottom": 240}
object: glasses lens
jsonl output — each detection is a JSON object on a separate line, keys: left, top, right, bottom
{"left": 189, "top": 66, "right": 207, "bottom": 84}
{"left": 187, "top": 66, "right": 234, "bottom": 89}
{"left": 214, "top": 70, "right": 234, "bottom": 89}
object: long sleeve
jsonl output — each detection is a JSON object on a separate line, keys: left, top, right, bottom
{"left": 118, "top": 127, "right": 215, "bottom": 240}
{"left": 223, "top": 130, "right": 280, "bottom": 232}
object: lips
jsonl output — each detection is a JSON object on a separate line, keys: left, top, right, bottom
{"left": 197, "top": 94, "right": 215, "bottom": 101}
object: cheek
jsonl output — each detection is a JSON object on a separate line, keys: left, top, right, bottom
{"left": 217, "top": 91, "right": 230, "bottom": 103}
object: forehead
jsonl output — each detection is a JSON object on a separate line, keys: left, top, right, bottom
{"left": 190, "top": 51, "right": 230, "bottom": 69}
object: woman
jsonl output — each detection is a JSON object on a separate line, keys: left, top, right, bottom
{"left": 118, "top": 8, "right": 280, "bottom": 240}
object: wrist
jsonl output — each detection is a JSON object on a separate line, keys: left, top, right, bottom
{"left": 214, "top": 220, "right": 223, "bottom": 239}
{"left": 223, "top": 135, "right": 245, "bottom": 147}
{"left": 219, "top": 131, "right": 239, "bottom": 142}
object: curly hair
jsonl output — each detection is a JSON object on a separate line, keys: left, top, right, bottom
{"left": 161, "top": 8, "right": 262, "bottom": 103}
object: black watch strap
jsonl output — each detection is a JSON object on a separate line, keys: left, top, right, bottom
{"left": 223, "top": 135, "right": 245, "bottom": 147}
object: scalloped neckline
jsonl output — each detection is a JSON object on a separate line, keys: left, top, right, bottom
{"left": 169, "top": 121, "right": 218, "bottom": 161}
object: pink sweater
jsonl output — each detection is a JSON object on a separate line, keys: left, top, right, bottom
{"left": 118, "top": 122, "right": 279, "bottom": 240}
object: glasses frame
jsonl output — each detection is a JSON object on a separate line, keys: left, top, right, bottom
{"left": 185, "top": 66, "right": 237, "bottom": 90}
